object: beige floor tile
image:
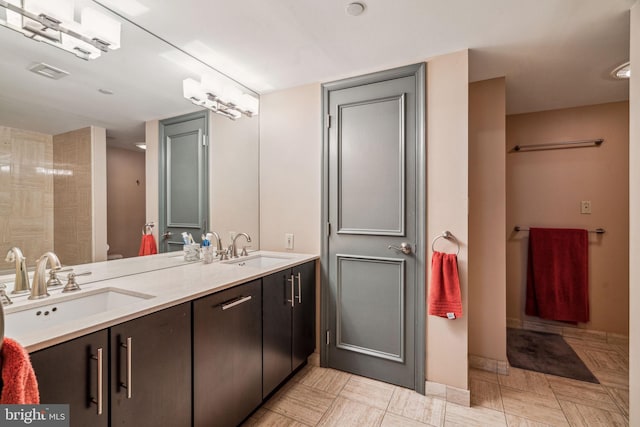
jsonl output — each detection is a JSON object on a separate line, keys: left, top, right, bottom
{"left": 317, "top": 396, "right": 384, "bottom": 427}
{"left": 606, "top": 386, "right": 630, "bottom": 419}
{"left": 470, "top": 368, "right": 499, "bottom": 384}
{"left": 294, "top": 365, "right": 351, "bottom": 397}
{"left": 444, "top": 402, "right": 507, "bottom": 426}
{"left": 242, "top": 408, "right": 309, "bottom": 427}
{"left": 387, "top": 386, "right": 446, "bottom": 425}
{"left": 558, "top": 400, "right": 629, "bottom": 427}
{"left": 500, "top": 386, "right": 568, "bottom": 426}
{"left": 498, "top": 368, "right": 553, "bottom": 396}
{"left": 545, "top": 375, "right": 622, "bottom": 414}
{"left": 470, "top": 379, "right": 503, "bottom": 412}
{"left": 263, "top": 381, "right": 334, "bottom": 426}
{"left": 381, "top": 412, "right": 432, "bottom": 427}
{"left": 339, "top": 375, "right": 396, "bottom": 410}
{"left": 504, "top": 413, "right": 555, "bottom": 427}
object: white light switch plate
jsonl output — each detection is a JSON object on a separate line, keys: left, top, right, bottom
{"left": 285, "top": 233, "right": 294, "bottom": 250}
{"left": 580, "top": 200, "right": 592, "bottom": 214}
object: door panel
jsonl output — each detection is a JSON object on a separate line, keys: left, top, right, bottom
{"left": 338, "top": 95, "right": 405, "bottom": 235}
{"left": 336, "top": 255, "right": 404, "bottom": 362}
{"left": 325, "top": 65, "right": 424, "bottom": 390}
{"left": 159, "top": 112, "right": 208, "bottom": 252}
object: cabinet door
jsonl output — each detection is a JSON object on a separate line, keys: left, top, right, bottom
{"left": 193, "top": 280, "right": 262, "bottom": 427}
{"left": 292, "top": 261, "right": 316, "bottom": 369}
{"left": 31, "top": 330, "right": 109, "bottom": 427}
{"left": 262, "top": 269, "right": 294, "bottom": 397}
{"left": 110, "top": 302, "right": 191, "bottom": 427}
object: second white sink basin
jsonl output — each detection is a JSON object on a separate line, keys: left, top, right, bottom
{"left": 4, "top": 287, "right": 155, "bottom": 337}
{"left": 223, "top": 254, "right": 292, "bottom": 268}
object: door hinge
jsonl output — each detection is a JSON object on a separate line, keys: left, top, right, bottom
{"left": 202, "top": 134, "right": 208, "bottom": 146}
{"left": 326, "top": 114, "right": 332, "bottom": 128}
{"left": 326, "top": 330, "right": 330, "bottom": 345}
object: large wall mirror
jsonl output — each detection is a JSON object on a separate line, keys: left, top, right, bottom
{"left": 0, "top": 0, "right": 259, "bottom": 273}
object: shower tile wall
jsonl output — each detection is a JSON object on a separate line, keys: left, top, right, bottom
{"left": 0, "top": 126, "right": 54, "bottom": 270}
{"left": 53, "top": 127, "right": 93, "bottom": 266}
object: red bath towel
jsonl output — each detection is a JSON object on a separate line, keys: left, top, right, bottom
{"left": 0, "top": 338, "right": 39, "bottom": 404}
{"left": 429, "top": 251, "right": 462, "bottom": 319}
{"left": 138, "top": 234, "right": 158, "bottom": 256}
{"left": 525, "top": 228, "right": 589, "bottom": 323}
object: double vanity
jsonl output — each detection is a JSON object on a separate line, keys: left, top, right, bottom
{"left": 1, "top": 250, "right": 318, "bottom": 427}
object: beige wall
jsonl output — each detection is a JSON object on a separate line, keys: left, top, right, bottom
{"left": 91, "top": 127, "right": 107, "bottom": 262}
{"left": 107, "top": 147, "right": 146, "bottom": 258}
{"left": 53, "top": 127, "right": 96, "bottom": 266}
{"left": 210, "top": 112, "right": 260, "bottom": 248}
{"left": 628, "top": 1, "right": 639, "bottom": 422}
{"left": 426, "top": 50, "right": 469, "bottom": 391}
{"left": 0, "top": 126, "right": 54, "bottom": 269}
{"left": 145, "top": 120, "right": 160, "bottom": 244}
{"left": 468, "top": 78, "right": 507, "bottom": 363}
{"left": 506, "top": 102, "right": 629, "bottom": 335}
{"left": 259, "top": 83, "right": 322, "bottom": 254}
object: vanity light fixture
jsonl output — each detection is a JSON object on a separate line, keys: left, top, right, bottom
{"left": 0, "top": 0, "right": 121, "bottom": 60}
{"left": 182, "top": 76, "right": 259, "bottom": 120}
{"left": 610, "top": 61, "right": 630, "bottom": 79}
{"left": 135, "top": 143, "right": 146, "bottom": 150}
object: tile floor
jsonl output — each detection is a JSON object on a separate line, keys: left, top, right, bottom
{"left": 243, "top": 336, "right": 629, "bottom": 426}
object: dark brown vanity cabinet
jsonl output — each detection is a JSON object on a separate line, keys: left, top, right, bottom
{"left": 110, "top": 302, "right": 191, "bottom": 426}
{"left": 262, "top": 261, "right": 316, "bottom": 397}
{"left": 30, "top": 303, "right": 191, "bottom": 427}
{"left": 193, "top": 279, "right": 263, "bottom": 427}
{"left": 31, "top": 330, "right": 109, "bottom": 427}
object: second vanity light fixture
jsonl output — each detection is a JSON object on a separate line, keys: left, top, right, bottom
{"left": 183, "top": 75, "right": 259, "bottom": 120}
{"left": 0, "top": 0, "right": 121, "bottom": 60}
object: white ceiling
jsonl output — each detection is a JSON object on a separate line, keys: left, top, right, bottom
{"left": 0, "top": 0, "right": 635, "bottom": 149}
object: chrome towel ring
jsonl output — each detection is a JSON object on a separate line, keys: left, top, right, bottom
{"left": 431, "top": 231, "right": 460, "bottom": 255}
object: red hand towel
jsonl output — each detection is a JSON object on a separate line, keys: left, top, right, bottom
{"left": 525, "top": 228, "right": 589, "bottom": 323}
{"left": 428, "top": 251, "right": 462, "bottom": 319}
{"left": 0, "top": 338, "right": 39, "bottom": 404}
{"left": 138, "top": 234, "right": 158, "bottom": 256}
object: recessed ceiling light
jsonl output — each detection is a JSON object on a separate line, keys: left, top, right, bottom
{"left": 99, "top": 88, "right": 114, "bottom": 95}
{"left": 346, "top": 2, "right": 366, "bottom": 16}
{"left": 610, "top": 61, "right": 630, "bottom": 79}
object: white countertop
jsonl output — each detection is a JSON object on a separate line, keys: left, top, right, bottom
{"left": 2, "top": 250, "right": 318, "bottom": 353}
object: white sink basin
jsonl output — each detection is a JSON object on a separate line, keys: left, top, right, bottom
{"left": 223, "top": 254, "right": 292, "bottom": 268}
{"left": 4, "top": 288, "right": 155, "bottom": 337}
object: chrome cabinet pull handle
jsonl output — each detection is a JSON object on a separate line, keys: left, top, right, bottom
{"left": 287, "top": 275, "right": 295, "bottom": 307}
{"left": 91, "top": 347, "right": 103, "bottom": 415}
{"left": 388, "top": 242, "right": 412, "bottom": 255}
{"left": 120, "top": 337, "right": 133, "bottom": 399}
{"left": 296, "top": 272, "right": 302, "bottom": 304}
{"left": 221, "top": 295, "right": 252, "bottom": 310}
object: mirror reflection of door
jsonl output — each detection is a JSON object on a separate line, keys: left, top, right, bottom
{"left": 159, "top": 111, "right": 209, "bottom": 252}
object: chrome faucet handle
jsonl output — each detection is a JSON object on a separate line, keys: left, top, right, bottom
{"left": 62, "top": 271, "right": 92, "bottom": 293}
{"left": 47, "top": 267, "right": 73, "bottom": 288}
{"left": 216, "top": 249, "right": 229, "bottom": 261}
{"left": 0, "top": 284, "right": 12, "bottom": 306}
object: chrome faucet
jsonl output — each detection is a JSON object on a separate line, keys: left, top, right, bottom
{"left": 230, "top": 233, "right": 251, "bottom": 258}
{"left": 5, "top": 247, "right": 30, "bottom": 295}
{"left": 29, "top": 252, "right": 62, "bottom": 300}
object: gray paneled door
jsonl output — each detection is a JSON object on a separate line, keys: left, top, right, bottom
{"left": 322, "top": 64, "right": 425, "bottom": 391}
{"left": 159, "top": 111, "right": 209, "bottom": 252}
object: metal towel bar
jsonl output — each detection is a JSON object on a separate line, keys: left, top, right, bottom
{"left": 514, "top": 226, "right": 605, "bottom": 234}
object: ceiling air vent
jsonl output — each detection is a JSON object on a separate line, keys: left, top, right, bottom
{"left": 28, "top": 63, "right": 70, "bottom": 80}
